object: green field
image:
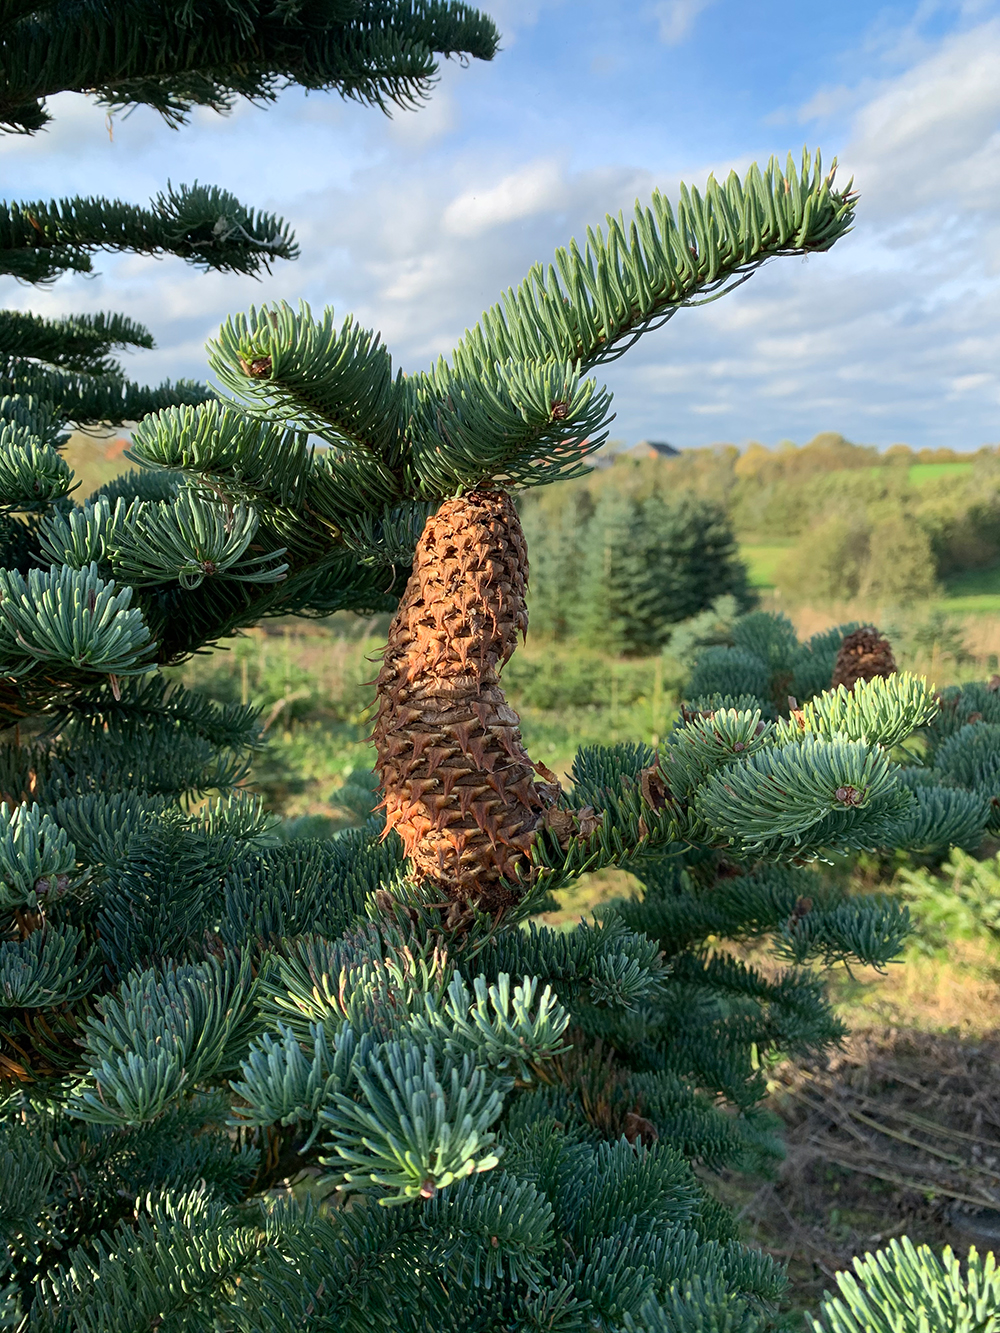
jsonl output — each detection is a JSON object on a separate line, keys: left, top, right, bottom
{"left": 740, "top": 541, "right": 795, "bottom": 589}
{"left": 741, "top": 538, "right": 1000, "bottom": 613}
{"left": 936, "top": 565, "right": 1000, "bottom": 614}
{"left": 907, "top": 461, "right": 974, "bottom": 484}
{"left": 863, "top": 461, "right": 975, "bottom": 485}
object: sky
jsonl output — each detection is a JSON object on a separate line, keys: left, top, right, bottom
{"left": 3, "top": 0, "right": 1000, "bottom": 452}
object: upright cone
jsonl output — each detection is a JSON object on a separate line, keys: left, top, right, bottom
{"left": 373, "top": 489, "right": 552, "bottom": 912}
{"left": 831, "top": 626, "right": 897, "bottom": 692}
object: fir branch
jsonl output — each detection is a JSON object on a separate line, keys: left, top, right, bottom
{"left": 34, "top": 1190, "right": 268, "bottom": 1333}
{"left": 0, "top": 561, "right": 154, "bottom": 679}
{"left": 40, "top": 725, "right": 254, "bottom": 804}
{"left": 778, "top": 672, "right": 938, "bottom": 751}
{"left": 0, "top": 800, "right": 76, "bottom": 910}
{"left": 896, "top": 783, "right": 992, "bottom": 853}
{"left": 933, "top": 723, "right": 1000, "bottom": 823}
{"left": 52, "top": 673, "right": 264, "bottom": 752}
{"left": 477, "top": 918, "right": 664, "bottom": 1010}
{"left": 209, "top": 303, "right": 404, "bottom": 457}
{"left": 338, "top": 500, "right": 438, "bottom": 568}
{"left": 70, "top": 953, "right": 258, "bottom": 1124}
{"left": 108, "top": 488, "right": 289, "bottom": 591}
{"left": 0, "top": 184, "right": 296, "bottom": 283}
{"left": 91, "top": 815, "right": 240, "bottom": 969}
{"left": 624, "top": 1276, "right": 760, "bottom": 1333}
{"left": 1, "top": 1, "right": 500, "bottom": 134}
{"left": 807, "top": 1238, "right": 1000, "bottom": 1333}
{"left": 220, "top": 836, "right": 403, "bottom": 952}
{"left": 452, "top": 150, "right": 855, "bottom": 374}
{"left": 50, "top": 789, "right": 172, "bottom": 865}
{"left": 1, "top": 364, "right": 211, "bottom": 428}
{"left": 0, "top": 1121, "right": 55, "bottom": 1273}
{"left": 694, "top": 735, "right": 909, "bottom": 854}
{"left": 0, "top": 923, "right": 99, "bottom": 1007}
{"left": 203, "top": 153, "right": 852, "bottom": 500}
{"left": 231, "top": 1019, "right": 365, "bottom": 1138}
{"left": 229, "top": 1198, "right": 448, "bottom": 1332}
{"left": 407, "top": 355, "right": 612, "bottom": 495}
{"left": 775, "top": 894, "right": 909, "bottom": 969}
{"left": 0, "top": 310, "right": 153, "bottom": 375}
{"left": 413, "top": 972, "right": 571, "bottom": 1080}
{"left": 129, "top": 400, "right": 314, "bottom": 508}
{"left": 0, "top": 420, "right": 75, "bottom": 511}
{"left": 137, "top": 544, "right": 400, "bottom": 663}
{"left": 0, "top": 391, "right": 64, "bottom": 447}
{"left": 318, "top": 1041, "right": 506, "bottom": 1203}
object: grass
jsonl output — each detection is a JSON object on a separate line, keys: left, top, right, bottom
{"left": 861, "top": 462, "right": 974, "bottom": 485}
{"left": 741, "top": 537, "right": 1000, "bottom": 615}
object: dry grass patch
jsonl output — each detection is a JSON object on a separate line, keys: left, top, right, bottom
{"left": 714, "top": 1027, "right": 1000, "bottom": 1319}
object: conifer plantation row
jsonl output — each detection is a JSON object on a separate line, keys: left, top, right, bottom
{"left": 2, "top": 4, "right": 999, "bottom": 1330}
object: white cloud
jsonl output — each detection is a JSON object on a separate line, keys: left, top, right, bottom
{"left": 481, "top": 0, "right": 567, "bottom": 46}
{"left": 847, "top": 19, "right": 1000, "bottom": 215}
{"left": 953, "top": 372, "right": 994, "bottom": 393}
{"left": 652, "top": 0, "right": 715, "bottom": 46}
{"left": 6, "top": 6, "right": 1000, "bottom": 452}
{"left": 386, "top": 88, "right": 458, "bottom": 147}
{"left": 794, "top": 83, "right": 869, "bottom": 124}
{"left": 442, "top": 160, "right": 570, "bottom": 237}
{"left": 294, "top": 157, "right": 651, "bottom": 360}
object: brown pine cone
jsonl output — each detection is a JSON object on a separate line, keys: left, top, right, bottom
{"left": 373, "top": 489, "right": 552, "bottom": 913}
{"left": 830, "top": 626, "right": 897, "bottom": 691}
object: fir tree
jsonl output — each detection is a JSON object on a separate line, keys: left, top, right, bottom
{"left": 573, "top": 491, "right": 754, "bottom": 655}
{"left": 520, "top": 489, "right": 596, "bottom": 642}
{"left": 0, "top": 0, "right": 499, "bottom": 712}
{"left": 0, "top": 127, "right": 990, "bottom": 1329}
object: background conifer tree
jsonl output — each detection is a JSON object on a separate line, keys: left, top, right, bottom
{"left": 573, "top": 491, "right": 755, "bottom": 655}
{"left": 0, "top": 23, "right": 992, "bottom": 1321}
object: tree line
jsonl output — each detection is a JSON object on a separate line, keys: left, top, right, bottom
{"left": 519, "top": 432, "right": 1000, "bottom": 643}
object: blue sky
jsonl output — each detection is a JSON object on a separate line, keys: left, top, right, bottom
{"left": 3, "top": 0, "right": 1000, "bottom": 451}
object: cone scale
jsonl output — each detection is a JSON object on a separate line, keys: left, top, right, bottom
{"left": 373, "top": 489, "right": 553, "bottom": 913}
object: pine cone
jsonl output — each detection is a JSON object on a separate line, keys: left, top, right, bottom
{"left": 830, "top": 626, "right": 897, "bottom": 691}
{"left": 373, "top": 489, "right": 549, "bottom": 913}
